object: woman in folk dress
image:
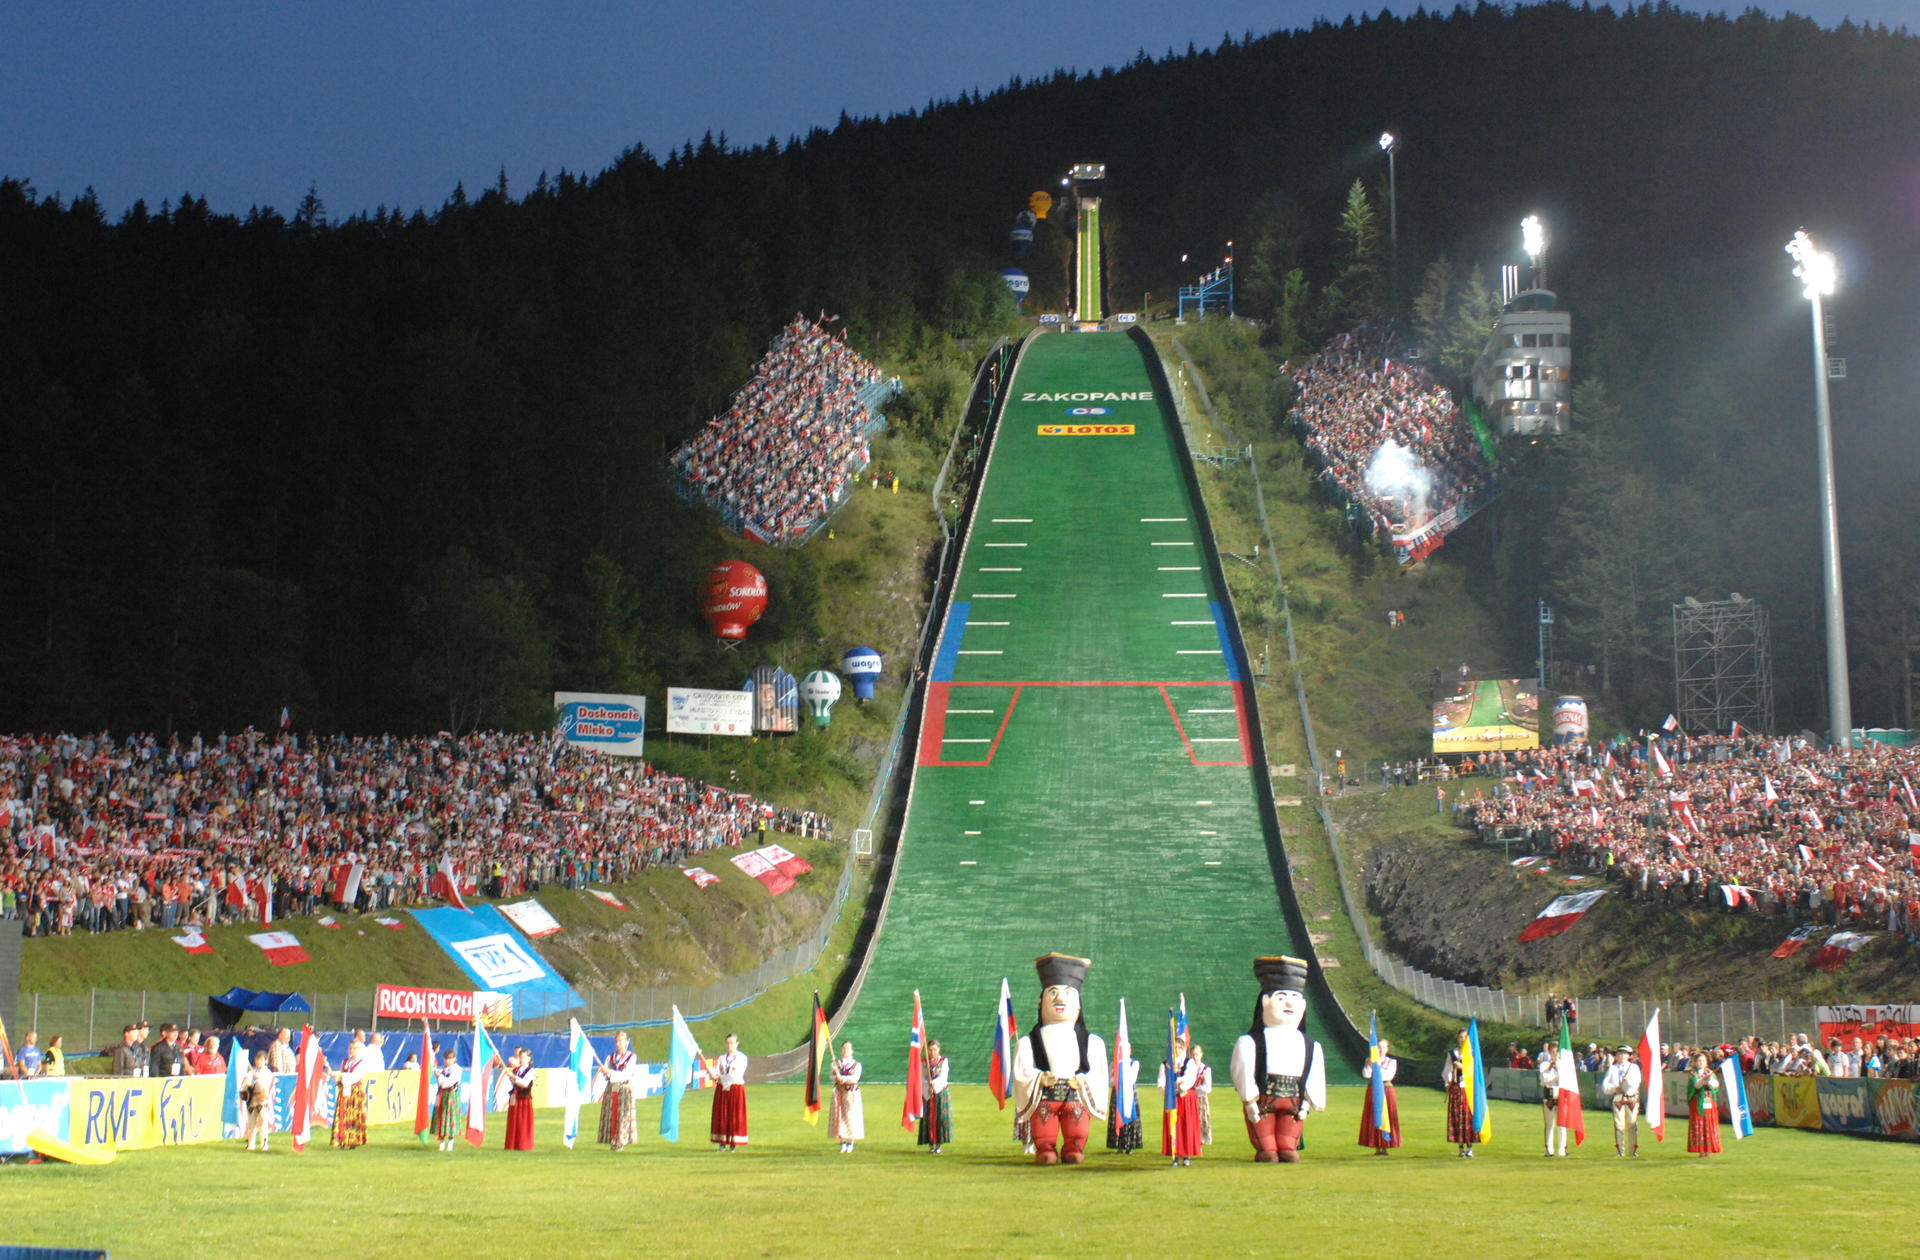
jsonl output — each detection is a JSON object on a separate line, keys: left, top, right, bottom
{"left": 829, "top": 1042, "right": 866, "bottom": 1154}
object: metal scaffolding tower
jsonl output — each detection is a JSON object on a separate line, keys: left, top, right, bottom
{"left": 1672, "top": 595, "right": 1775, "bottom": 734}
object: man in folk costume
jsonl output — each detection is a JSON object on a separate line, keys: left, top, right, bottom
{"left": 597, "top": 1030, "right": 639, "bottom": 1152}
{"left": 1600, "top": 1044, "right": 1642, "bottom": 1157}
{"left": 1229, "top": 955, "right": 1326, "bottom": 1163}
{"left": 1537, "top": 1039, "right": 1568, "bottom": 1157}
{"left": 828, "top": 1041, "right": 865, "bottom": 1154}
{"left": 1011, "top": 953, "right": 1109, "bottom": 1165}
{"left": 710, "top": 1033, "right": 750, "bottom": 1149}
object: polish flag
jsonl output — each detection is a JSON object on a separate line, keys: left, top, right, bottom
{"left": 1719, "top": 884, "right": 1756, "bottom": 909}
{"left": 1796, "top": 843, "right": 1815, "bottom": 866}
{"left": 1770, "top": 924, "right": 1817, "bottom": 958}
{"left": 1902, "top": 777, "right": 1919, "bottom": 811}
{"left": 248, "top": 930, "right": 309, "bottom": 966}
{"left": 330, "top": 861, "right": 365, "bottom": 906}
{"left": 682, "top": 867, "right": 720, "bottom": 889}
{"left": 1763, "top": 777, "right": 1779, "bottom": 803}
{"left": 374, "top": 917, "right": 404, "bottom": 930}
{"left": 172, "top": 929, "right": 214, "bottom": 955}
{"left": 255, "top": 872, "right": 274, "bottom": 926}
{"left": 1517, "top": 890, "right": 1607, "bottom": 942}
{"left": 317, "top": 915, "right": 341, "bottom": 930}
{"left": 290, "top": 1026, "right": 326, "bottom": 1152}
{"left": 756, "top": 843, "right": 813, "bottom": 878}
{"left": 224, "top": 877, "right": 251, "bottom": 911}
{"left": 1662, "top": 714, "right": 1680, "bottom": 733}
{"left": 1865, "top": 857, "right": 1887, "bottom": 876}
{"left": 730, "top": 849, "right": 795, "bottom": 896}
{"left": 1810, "top": 931, "right": 1875, "bottom": 972}
{"left": 1650, "top": 744, "right": 1673, "bottom": 778}
{"left": 430, "top": 858, "right": 469, "bottom": 911}
{"left": 1805, "top": 808, "right": 1825, "bottom": 833}
{"left": 1908, "top": 832, "right": 1920, "bottom": 860}
{"left": 1636, "top": 1010, "right": 1666, "bottom": 1142}
{"left": 1571, "top": 779, "right": 1595, "bottom": 798}
{"left": 588, "top": 888, "right": 628, "bottom": 909}
{"left": 1610, "top": 776, "right": 1628, "bottom": 802}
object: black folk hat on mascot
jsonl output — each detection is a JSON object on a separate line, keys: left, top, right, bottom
{"left": 1253, "top": 955, "right": 1310, "bottom": 994}
{"left": 1035, "top": 953, "right": 1092, "bottom": 990}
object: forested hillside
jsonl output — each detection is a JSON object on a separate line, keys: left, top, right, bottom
{"left": 4, "top": 2, "right": 1916, "bottom": 737}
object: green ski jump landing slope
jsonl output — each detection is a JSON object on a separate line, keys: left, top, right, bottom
{"left": 841, "top": 332, "right": 1343, "bottom": 1083}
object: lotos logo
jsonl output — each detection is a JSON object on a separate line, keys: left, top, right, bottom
{"left": 1037, "top": 424, "right": 1135, "bottom": 436}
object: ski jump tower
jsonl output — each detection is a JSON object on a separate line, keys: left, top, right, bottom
{"left": 1070, "top": 163, "right": 1105, "bottom": 324}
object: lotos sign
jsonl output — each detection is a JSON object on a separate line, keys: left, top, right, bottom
{"left": 374, "top": 984, "right": 513, "bottom": 1027}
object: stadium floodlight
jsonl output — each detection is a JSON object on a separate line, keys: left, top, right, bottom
{"left": 1786, "top": 228, "right": 1851, "bottom": 749}
{"left": 1378, "top": 131, "right": 1396, "bottom": 152}
{"left": 1522, "top": 215, "right": 1545, "bottom": 263}
{"left": 1378, "top": 133, "right": 1399, "bottom": 311}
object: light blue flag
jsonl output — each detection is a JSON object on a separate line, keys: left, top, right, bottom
{"left": 221, "top": 1035, "right": 248, "bottom": 1139}
{"left": 562, "top": 1018, "right": 599, "bottom": 1149}
{"left": 659, "top": 1006, "right": 705, "bottom": 1143}
{"left": 1720, "top": 1058, "right": 1754, "bottom": 1138}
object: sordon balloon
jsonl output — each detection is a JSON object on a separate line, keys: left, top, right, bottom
{"left": 699, "top": 561, "right": 768, "bottom": 641}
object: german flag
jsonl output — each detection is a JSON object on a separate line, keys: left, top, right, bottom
{"left": 802, "top": 991, "right": 831, "bottom": 1124}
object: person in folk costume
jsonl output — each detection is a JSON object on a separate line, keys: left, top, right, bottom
{"left": 503, "top": 1046, "right": 537, "bottom": 1151}
{"left": 1441, "top": 1034, "right": 1481, "bottom": 1157}
{"left": 829, "top": 1041, "right": 865, "bottom": 1154}
{"left": 1229, "top": 955, "right": 1326, "bottom": 1163}
{"left": 330, "top": 1031, "right": 372, "bottom": 1149}
{"left": 1686, "top": 1052, "right": 1722, "bottom": 1157}
{"left": 710, "top": 1033, "right": 750, "bottom": 1150}
{"left": 1537, "top": 1039, "right": 1569, "bottom": 1157}
{"left": 1192, "top": 1044, "right": 1214, "bottom": 1147}
{"left": 597, "top": 1030, "right": 639, "bottom": 1152}
{"left": 1600, "top": 1044, "right": 1643, "bottom": 1157}
{"left": 430, "top": 1048, "right": 463, "bottom": 1151}
{"left": 241, "top": 1050, "right": 277, "bottom": 1152}
{"left": 1106, "top": 1032, "right": 1144, "bottom": 1155}
{"left": 1358, "top": 1038, "right": 1401, "bottom": 1155}
{"left": 918, "top": 1038, "right": 953, "bottom": 1154}
{"left": 1160, "top": 1032, "right": 1203, "bottom": 1166}
{"left": 1011, "top": 952, "right": 1109, "bottom": 1166}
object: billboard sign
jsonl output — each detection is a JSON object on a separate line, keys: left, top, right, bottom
{"left": 554, "top": 692, "right": 646, "bottom": 757}
{"left": 1432, "top": 679, "right": 1541, "bottom": 754}
{"left": 666, "top": 687, "right": 754, "bottom": 736}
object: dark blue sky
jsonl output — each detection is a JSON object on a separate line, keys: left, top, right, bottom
{"left": 4, "top": 2, "right": 1909, "bottom": 217}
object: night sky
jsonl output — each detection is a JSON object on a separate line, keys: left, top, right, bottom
{"left": 5, "top": 1, "right": 1911, "bottom": 217}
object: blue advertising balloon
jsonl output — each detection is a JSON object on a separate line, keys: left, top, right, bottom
{"left": 841, "top": 647, "right": 884, "bottom": 701}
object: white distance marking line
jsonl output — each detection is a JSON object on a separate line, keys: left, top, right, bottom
{"left": 978, "top": 567, "right": 1023, "bottom": 572}
{"left": 1204, "top": 860, "right": 1223, "bottom": 867}
{"left": 1198, "top": 831, "right": 1218, "bottom": 836}
{"left": 991, "top": 518, "right": 1032, "bottom": 523}
{"left": 984, "top": 542, "right": 1027, "bottom": 547}
{"left": 1140, "top": 517, "right": 1188, "bottom": 522}
{"left": 947, "top": 709, "right": 996, "bottom": 715}
{"left": 1191, "top": 738, "right": 1241, "bottom": 743}
{"left": 964, "top": 831, "right": 981, "bottom": 836}
{"left": 1151, "top": 541, "right": 1195, "bottom": 547}
{"left": 957, "top": 650, "right": 1003, "bottom": 655}
{"left": 969, "top": 621, "right": 1009, "bottom": 626}
{"left": 1187, "top": 708, "right": 1235, "bottom": 714}
{"left": 1162, "top": 593, "right": 1206, "bottom": 598}
{"left": 1170, "top": 620, "right": 1213, "bottom": 625}
{"left": 959, "top": 860, "right": 978, "bottom": 865}
{"left": 1176, "top": 649, "right": 1224, "bottom": 655}
{"left": 969, "top": 593, "right": 1017, "bottom": 598}
{"left": 969, "top": 800, "right": 986, "bottom": 805}
{"left": 943, "top": 738, "right": 992, "bottom": 743}
{"left": 1194, "top": 800, "right": 1214, "bottom": 805}
{"left": 1158, "top": 566, "right": 1201, "bottom": 571}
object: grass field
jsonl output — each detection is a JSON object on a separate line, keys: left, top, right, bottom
{"left": 7, "top": 1084, "right": 1913, "bottom": 1257}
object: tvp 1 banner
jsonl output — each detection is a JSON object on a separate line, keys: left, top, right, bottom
{"left": 1432, "top": 678, "right": 1541, "bottom": 755}
{"left": 554, "top": 692, "right": 646, "bottom": 757}
{"left": 409, "top": 905, "right": 581, "bottom": 1018}
{"left": 666, "top": 686, "right": 754, "bottom": 736}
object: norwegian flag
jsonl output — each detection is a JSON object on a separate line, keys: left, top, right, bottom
{"left": 1771, "top": 924, "right": 1817, "bottom": 958}
{"left": 901, "top": 990, "right": 926, "bottom": 1129}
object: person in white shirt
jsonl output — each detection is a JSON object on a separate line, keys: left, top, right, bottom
{"left": 597, "top": 1030, "right": 638, "bottom": 1152}
{"left": 709, "top": 1034, "right": 750, "bottom": 1149}
{"left": 1538, "top": 1041, "right": 1569, "bottom": 1156}
{"left": 365, "top": 1031, "right": 387, "bottom": 1072}
{"left": 1229, "top": 955, "right": 1326, "bottom": 1164}
{"left": 1600, "top": 1045, "right": 1644, "bottom": 1157}
{"left": 1192, "top": 1044, "right": 1214, "bottom": 1147}
{"left": 1011, "top": 953, "right": 1109, "bottom": 1166}
{"left": 829, "top": 1042, "right": 865, "bottom": 1153}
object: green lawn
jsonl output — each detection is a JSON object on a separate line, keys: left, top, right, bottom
{"left": 6, "top": 1084, "right": 1911, "bottom": 1257}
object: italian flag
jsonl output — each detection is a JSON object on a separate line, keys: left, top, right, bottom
{"left": 1555, "top": 1022, "right": 1586, "bottom": 1146}
{"left": 1516, "top": 890, "right": 1606, "bottom": 942}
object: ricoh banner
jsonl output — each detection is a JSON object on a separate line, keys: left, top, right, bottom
{"left": 554, "top": 692, "right": 647, "bottom": 757}
{"left": 666, "top": 686, "right": 754, "bottom": 736}
{"left": 373, "top": 984, "right": 512, "bottom": 1026}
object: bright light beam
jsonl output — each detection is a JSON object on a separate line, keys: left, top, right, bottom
{"left": 1786, "top": 228, "right": 1836, "bottom": 299}
{"left": 1522, "top": 214, "right": 1546, "bottom": 263}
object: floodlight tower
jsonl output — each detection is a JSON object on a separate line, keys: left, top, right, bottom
{"left": 1378, "top": 132, "right": 1400, "bottom": 313}
{"left": 1786, "top": 228, "right": 1852, "bottom": 748}
{"left": 1522, "top": 214, "right": 1547, "bottom": 290}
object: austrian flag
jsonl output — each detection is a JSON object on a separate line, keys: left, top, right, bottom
{"left": 1516, "top": 890, "right": 1607, "bottom": 942}
{"left": 248, "top": 930, "right": 309, "bottom": 966}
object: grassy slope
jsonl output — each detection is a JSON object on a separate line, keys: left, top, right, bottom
{"left": 6, "top": 1084, "right": 1914, "bottom": 1257}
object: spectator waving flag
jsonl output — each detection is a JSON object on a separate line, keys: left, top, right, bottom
{"left": 902, "top": 990, "right": 927, "bottom": 1129}
{"left": 988, "top": 977, "right": 1017, "bottom": 1109}
{"left": 1662, "top": 713, "right": 1680, "bottom": 733}
{"left": 1554, "top": 1022, "right": 1587, "bottom": 1147}
{"left": 1650, "top": 742, "right": 1673, "bottom": 779}
{"left": 432, "top": 858, "right": 469, "bottom": 911}
{"left": 1637, "top": 1009, "right": 1665, "bottom": 1142}
{"left": 1516, "top": 890, "right": 1606, "bottom": 942}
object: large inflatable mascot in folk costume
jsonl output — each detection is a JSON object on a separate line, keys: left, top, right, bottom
{"left": 1012, "top": 953, "right": 1109, "bottom": 1165}
{"left": 1229, "top": 955, "right": 1327, "bottom": 1163}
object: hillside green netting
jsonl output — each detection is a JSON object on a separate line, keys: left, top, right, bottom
{"left": 840, "top": 332, "right": 1351, "bottom": 1085}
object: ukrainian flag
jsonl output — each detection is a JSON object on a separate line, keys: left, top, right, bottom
{"left": 1464, "top": 1017, "right": 1492, "bottom": 1141}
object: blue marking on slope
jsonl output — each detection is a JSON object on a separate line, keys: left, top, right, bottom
{"left": 933, "top": 602, "right": 971, "bottom": 682}
{"left": 1210, "top": 601, "right": 1241, "bottom": 682}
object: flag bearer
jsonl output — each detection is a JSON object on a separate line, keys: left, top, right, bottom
{"left": 829, "top": 1042, "right": 865, "bottom": 1153}
{"left": 1538, "top": 1040, "right": 1569, "bottom": 1156}
{"left": 1601, "top": 1045, "right": 1643, "bottom": 1157}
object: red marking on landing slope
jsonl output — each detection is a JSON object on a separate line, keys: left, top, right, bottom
{"left": 918, "top": 678, "right": 1248, "bottom": 767}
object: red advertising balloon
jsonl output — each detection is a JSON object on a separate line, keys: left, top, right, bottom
{"left": 699, "top": 561, "right": 768, "bottom": 641}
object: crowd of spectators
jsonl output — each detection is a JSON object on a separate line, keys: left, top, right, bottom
{"left": 1503, "top": 1030, "right": 1920, "bottom": 1079}
{"left": 667, "top": 314, "right": 896, "bottom": 544}
{"left": 1461, "top": 734, "right": 1920, "bottom": 935}
{"left": 1285, "top": 321, "right": 1495, "bottom": 559}
{"left": 1, "top": 729, "right": 832, "bottom": 938}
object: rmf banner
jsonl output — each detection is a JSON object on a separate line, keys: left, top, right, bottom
{"left": 554, "top": 692, "right": 647, "bottom": 757}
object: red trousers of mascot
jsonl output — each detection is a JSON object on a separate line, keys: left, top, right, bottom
{"left": 1029, "top": 1098, "right": 1091, "bottom": 1165}
{"left": 1245, "top": 1096, "right": 1305, "bottom": 1163}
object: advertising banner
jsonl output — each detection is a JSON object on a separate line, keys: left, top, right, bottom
{"left": 554, "top": 692, "right": 646, "bottom": 758}
{"left": 1432, "top": 678, "right": 1541, "bottom": 754}
{"left": 408, "top": 906, "right": 581, "bottom": 1017}
{"left": 1815, "top": 1077, "right": 1880, "bottom": 1135}
{"left": 1772, "top": 1076, "right": 1823, "bottom": 1130}
{"left": 1816, "top": 1004, "right": 1920, "bottom": 1045}
{"left": 498, "top": 899, "right": 562, "bottom": 939}
{"left": 1743, "top": 1073, "right": 1775, "bottom": 1126}
{"left": 1870, "top": 1078, "right": 1915, "bottom": 1140}
{"left": 374, "top": 984, "right": 512, "bottom": 1027}
{"left": 744, "top": 666, "right": 799, "bottom": 734}
{"left": 0, "top": 1079, "right": 73, "bottom": 1154}
{"left": 72, "top": 1078, "right": 163, "bottom": 1152}
{"left": 666, "top": 687, "right": 754, "bottom": 736}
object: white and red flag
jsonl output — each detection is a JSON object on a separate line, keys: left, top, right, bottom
{"left": 330, "top": 861, "right": 365, "bottom": 906}
{"left": 1805, "top": 808, "right": 1825, "bottom": 833}
{"left": 730, "top": 849, "right": 795, "bottom": 896}
{"left": 902, "top": 989, "right": 926, "bottom": 1129}
{"left": 248, "top": 930, "right": 308, "bottom": 966}
{"left": 1763, "top": 776, "right": 1779, "bottom": 803}
{"left": 171, "top": 929, "right": 214, "bottom": 955}
{"left": 430, "top": 858, "right": 469, "bottom": 910}
{"left": 682, "top": 867, "right": 720, "bottom": 889}
{"left": 988, "top": 977, "right": 1018, "bottom": 1109}
{"left": 1902, "top": 777, "right": 1919, "bottom": 812}
{"left": 588, "top": 888, "right": 628, "bottom": 909}
{"left": 1811, "top": 931, "right": 1875, "bottom": 972}
{"left": 1517, "top": 890, "right": 1607, "bottom": 942}
{"left": 1720, "top": 884, "right": 1756, "bottom": 909}
{"left": 756, "top": 843, "right": 813, "bottom": 878}
{"left": 317, "top": 915, "right": 340, "bottom": 930}
{"left": 1662, "top": 714, "right": 1680, "bottom": 733}
{"left": 1771, "top": 924, "right": 1817, "bottom": 959}
{"left": 1650, "top": 744, "right": 1673, "bottom": 778}
{"left": 1908, "top": 832, "right": 1920, "bottom": 860}
{"left": 1571, "top": 778, "right": 1595, "bottom": 798}
{"left": 1610, "top": 775, "right": 1628, "bottom": 802}
{"left": 290, "top": 1026, "right": 326, "bottom": 1152}
{"left": 1637, "top": 1009, "right": 1665, "bottom": 1142}
{"left": 1866, "top": 856, "right": 1888, "bottom": 876}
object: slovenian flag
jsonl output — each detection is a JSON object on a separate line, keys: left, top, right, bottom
{"left": 1554, "top": 1021, "right": 1586, "bottom": 1146}
{"left": 659, "top": 1005, "right": 705, "bottom": 1143}
{"left": 804, "top": 990, "right": 830, "bottom": 1124}
{"left": 1114, "top": 999, "right": 1137, "bottom": 1127}
{"left": 1637, "top": 1008, "right": 1665, "bottom": 1141}
{"left": 1366, "top": 1011, "right": 1391, "bottom": 1142}
{"left": 465, "top": 1019, "right": 502, "bottom": 1148}
{"left": 988, "top": 977, "right": 1017, "bottom": 1109}
{"left": 1463, "top": 1018, "right": 1492, "bottom": 1141}
{"left": 1719, "top": 1058, "right": 1754, "bottom": 1139}
{"left": 902, "top": 990, "right": 927, "bottom": 1129}
{"left": 1517, "top": 890, "right": 1607, "bottom": 942}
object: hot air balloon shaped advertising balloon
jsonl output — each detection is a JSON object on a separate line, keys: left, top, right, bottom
{"left": 1000, "top": 268, "right": 1030, "bottom": 310}
{"left": 700, "top": 561, "right": 768, "bottom": 643}
{"left": 799, "top": 671, "right": 843, "bottom": 727}
{"left": 1028, "top": 190, "right": 1053, "bottom": 220}
{"left": 841, "top": 647, "right": 883, "bottom": 703}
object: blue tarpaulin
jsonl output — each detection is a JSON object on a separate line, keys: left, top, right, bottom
{"left": 208, "top": 987, "right": 313, "bottom": 1026}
